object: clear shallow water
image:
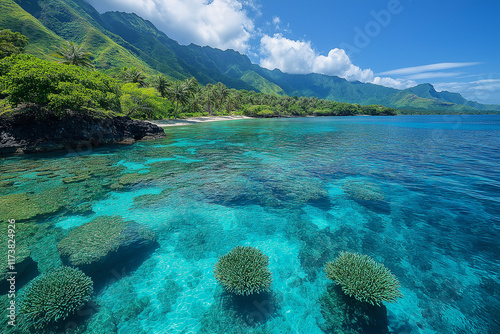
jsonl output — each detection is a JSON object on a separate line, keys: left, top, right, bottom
{"left": 1, "top": 115, "right": 499, "bottom": 333}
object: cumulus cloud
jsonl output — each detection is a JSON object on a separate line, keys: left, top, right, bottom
{"left": 371, "top": 76, "right": 416, "bottom": 89}
{"left": 85, "top": 0, "right": 255, "bottom": 52}
{"left": 259, "top": 34, "right": 415, "bottom": 89}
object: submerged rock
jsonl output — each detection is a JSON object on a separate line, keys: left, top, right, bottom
{"left": 57, "top": 216, "right": 158, "bottom": 279}
{"left": 0, "top": 111, "right": 165, "bottom": 155}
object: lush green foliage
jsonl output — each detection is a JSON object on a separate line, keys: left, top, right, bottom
{"left": 0, "top": 28, "right": 28, "bottom": 59}
{"left": 20, "top": 266, "right": 93, "bottom": 329}
{"left": 325, "top": 251, "right": 402, "bottom": 306}
{"left": 120, "top": 82, "right": 173, "bottom": 119}
{"left": 214, "top": 246, "right": 272, "bottom": 296}
{"left": 121, "top": 67, "right": 147, "bottom": 87}
{"left": 0, "top": 53, "right": 396, "bottom": 120}
{"left": 53, "top": 41, "right": 93, "bottom": 68}
{"left": 0, "top": 54, "right": 120, "bottom": 114}
{"left": 153, "top": 74, "right": 170, "bottom": 98}
{"left": 244, "top": 105, "right": 276, "bottom": 118}
{"left": 0, "top": 0, "right": 66, "bottom": 59}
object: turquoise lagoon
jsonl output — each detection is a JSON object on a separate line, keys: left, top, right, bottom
{"left": 1, "top": 115, "right": 499, "bottom": 333}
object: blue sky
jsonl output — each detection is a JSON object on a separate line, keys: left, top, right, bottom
{"left": 87, "top": 0, "right": 500, "bottom": 104}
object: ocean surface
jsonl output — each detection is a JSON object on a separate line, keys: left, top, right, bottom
{"left": 1, "top": 114, "right": 499, "bottom": 333}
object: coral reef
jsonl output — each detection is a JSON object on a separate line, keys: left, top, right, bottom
{"left": 342, "top": 179, "right": 385, "bottom": 201}
{"left": 325, "top": 251, "right": 402, "bottom": 306}
{"left": 214, "top": 246, "right": 272, "bottom": 296}
{"left": 110, "top": 172, "right": 154, "bottom": 189}
{"left": 57, "top": 215, "right": 158, "bottom": 277}
{"left": 0, "top": 187, "right": 69, "bottom": 222}
{"left": 20, "top": 266, "right": 93, "bottom": 330}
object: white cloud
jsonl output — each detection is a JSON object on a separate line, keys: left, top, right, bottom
{"left": 371, "top": 76, "right": 416, "bottom": 89}
{"left": 259, "top": 34, "right": 415, "bottom": 89}
{"left": 259, "top": 34, "right": 316, "bottom": 74}
{"left": 85, "top": 0, "right": 255, "bottom": 52}
{"left": 405, "top": 72, "right": 464, "bottom": 80}
{"left": 379, "top": 62, "right": 481, "bottom": 76}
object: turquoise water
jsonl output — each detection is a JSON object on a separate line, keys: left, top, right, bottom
{"left": 1, "top": 115, "right": 499, "bottom": 333}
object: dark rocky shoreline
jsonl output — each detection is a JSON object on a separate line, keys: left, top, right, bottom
{"left": 0, "top": 111, "right": 166, "bottom": 155}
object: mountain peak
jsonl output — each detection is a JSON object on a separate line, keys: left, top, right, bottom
{"left": 416, "top": 83, "right": 436, "bottom": 91}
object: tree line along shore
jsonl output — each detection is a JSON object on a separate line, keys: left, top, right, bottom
{"left": 0, "top": 29, "right": 397, "bottom": 121}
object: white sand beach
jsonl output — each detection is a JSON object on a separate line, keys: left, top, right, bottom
{"left": 149, "top": 116, "right": 253, "bottom": 127}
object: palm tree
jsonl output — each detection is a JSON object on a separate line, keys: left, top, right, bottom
{"left": 122, "top": 67, "right": 147, "bottom": 87}
{"left": 153, "top": 74, "right": 170, "bottom": 98}
{"left": 168, "top": 81, "right": 189, "bottom": 119}
{"left": 184, "top": 77, "right": 199, "bottom": 95}
{"left": 185, "top": 79, "right": 203, "bottom": 113}
{"left": 54, "top": 41, "right": 93, "bottom": 68}
{"left": 230, "top": 90, "right": 242, "bottom": 112}
{"left": 214, "top": 82, "right": 229, "bottom": 115}
{"left": 202, "top": 84, "right": 216, "bottom": 116}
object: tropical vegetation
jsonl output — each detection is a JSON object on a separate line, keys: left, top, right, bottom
{"left": 0, "top": 28, "right": 28, "bottom": 59}
{"left": 53, "top": 41, "right": 93, "bottom": 69}
{"left": 0, "top": 34, "right": 397, "bottom": 120}
{"left": 1, "top": 54, "right": 120, "bottom": 116}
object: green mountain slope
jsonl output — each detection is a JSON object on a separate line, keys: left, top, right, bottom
{"left": 3, "top": 0, "right": 499, "bottom": 112}
{"left": 389, "top": 91, "right": 470, "bottom": 111}
{"left": 241, "top": 71, "right": 286, "bottom": 95}
{"left": 403, "top": 83, "right": 500, "bottom": 111}
{"left": 11, "top": 0, "right": 153, "bottom": 74}
{"left": 99, "top": 11, "right": 255, "bottom": 89}
{"left": 0, "top": 0, "right": 65, "bottom": 57}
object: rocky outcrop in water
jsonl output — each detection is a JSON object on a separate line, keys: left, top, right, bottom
{"left": 0, "top": 111, "right": 165, "bottom": 155}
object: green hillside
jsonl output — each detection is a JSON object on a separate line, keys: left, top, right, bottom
{"left": 0, "top": 0, "right": 64, "bottom": 58}
{"left": 3, "top": 0, "right": 499, "bottom": 112}
{"left": 100, "top": 11, "right": 255, "bottom": 89}
{"left": 241, "top": 71, "right": 285, "bottom": 95}
{"left": 389, "top": 91, "right": 470, "bottom": 112}
{"left": 403, "top": 83, "right": 500, "bottom": 111}
{"left": 11, "top": 0, "right": 153, "bottom": 74}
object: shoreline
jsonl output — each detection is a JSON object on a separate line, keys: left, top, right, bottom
{"left": 148, "top": 116, "right": 253, "bottom": 127}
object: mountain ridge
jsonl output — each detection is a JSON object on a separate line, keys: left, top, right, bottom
{"left": 3, "top": 0, "right": 499, "bottom": 112}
